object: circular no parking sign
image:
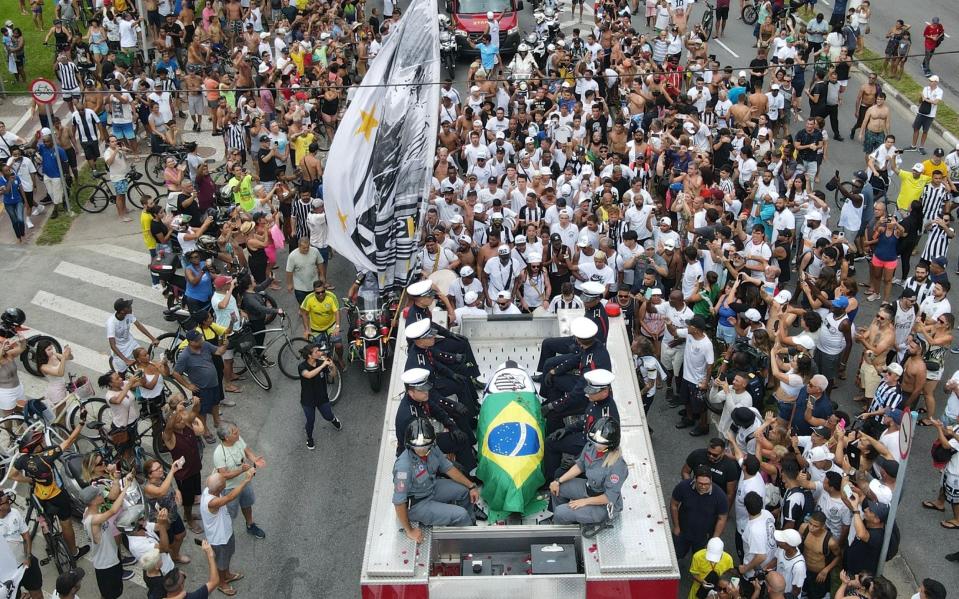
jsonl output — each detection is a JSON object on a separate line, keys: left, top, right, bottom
{"left": 29, "top": 78, "right": 58, "bottom": 105}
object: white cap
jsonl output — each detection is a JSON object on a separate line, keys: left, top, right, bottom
{"left": 320, "top": 32, "right": 330, "bottom": 40}
{"left": 806, "top": 210, "right": 822, "bottom": 221}
{"left": 660, "top": 217, "right": 672, "bottom": 226}
{"left": 929, "top": 74, "right": 940, "bottom": 82}
{"left": 515, "top": 235, "right": 528, "bottom": 244}
{"left": 496, "top": 290, "right": 512, "bottom": 301}
{"left": 460, "top": 265, "right": 475, "bottom": 277}
{"left": 793, "top": 333, "right": 817, "bottom": 351}
{"left": 471, "top": 86, "right": 480, "bottom": 93}
{"left": 528, "top": 253, "right": 543, "bottom": 264}
{"left": 571, "top": 316, "right": 599, "bottom": 339}
{"left": 869, "top": 479, "right": 893, "bottom": 504}
{"left": 581, "top": 281, "right": 606, "bottom": 297}
{"left": 577, "top": 236, "right": 590, "bottom": 248}
{"left": 407, "top": 280, "right": 434, "bottom": 297}
{"left": 560, "top": 183, "right": 573, "bottom": 197}
{"left": 451, "top": 214, "right": 464, "bottom": 224}
{"left": 497, "top": 244, "right": 510, "bottom": 256}
{"left": 487, "top": 10, "right": 494, "bottom": 19}
{"left": 912, "top": 162, "right": 924, "bottom": 172}
{"left": 464, "top": 290, "right": 479, "bottom": 304}
{"left": 705, "top": 538, "right": 724, "bottom": 562}
{"left": 474, "top": 203, "right": 486, "bottom": 214}
{"left": 401, "top": 367, "right": 432, "bottom": 386}
{"left": 743, "top": 308, "right": 762, "bottom": 322}
{"left": 495, "top": 131, "right": 505, "bottom": 139}
{"left": 404, "top": 318, "right": 434, "bottom": 340}
{"left": 738, "top": 70, "right": 747, "bottom": 78}
{"left": 774, "top": 529, "right": 802, "bottom": 548}
{"left": 477, "top": 149, "right": 489, "bottom": 160}
{"left": 808, "top": 445, "right": 835, "bottom": 463}
{"left": 650, "top": 288, "right": 664, "bottom": 296}
{"left": 774, "top": 290, "right": 793, "bottom": 305}
{"left": 758, "top": 127, "right": 770, "bottom": 137}
{"left": 491, "top": 212, "right": 503, "bottom": 220}
{"left": 260, "top": 32, "right": 270, "bottom": 39}
{"left": 683, "top": 122, "right": 696, "bottom": 133}
{"left": 663, "top": 240, "right": 676, "bottom": 251}
{"left": 771, "top": 83, "right": 781, "bottom": 90}
{"left": 458, "top": 233, "right": 472, "bottom": 244}
{"left": 584, "top": 369, "right": 615, "bottom": 388}
{"left": 885, "top": 362, "right": 903, "bottom": 376}
{"left": 40, "top": 127, "right": 52, "bottom": 137}
{"left": 525, "top": 136, "right": 535, "bottom": 144}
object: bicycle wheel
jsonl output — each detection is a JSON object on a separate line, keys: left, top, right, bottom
{"left": 0, "top": 415, "right": 28, "bottom": 466}
{"left": 162, "top": 377, "right": 188, "bottom": 401}
{"left": 701, "top": 11, "right": 714, "bottom": 39}
{"left": 68, "top": 398, "right": 110, "bottom": 444}
{"left": 144, "top": 153, "right": 166, "bottom": 186}
{"left": 21, "top": 335, "right": 62, "bottom": 376}
{"left": 126, "top": 182, "right": 157, "bottom": 209}
{"left": 278, "top": 337, "right": 311, "bottom": 379}
{"left": 47, "top": 530, "right": 76, "bottom": 574}
{"left": 327, "top": 365, "right": 343, "bottom": 404}
{"left": 241, "top": 351, "right": 272, "bottom": 391}
{"left": 263, "top": 293, "right": 279, "bottom": 325}
{"left": 74, "top": 183, "right": 111, "bottom": 213}
{"left": 742, "top": 4, "right": 758, "bottom": 24}
{"left": 149, "top": 331, "right": 186, "bottom": 362}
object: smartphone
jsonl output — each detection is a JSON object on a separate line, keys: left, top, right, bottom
{"left": 175, "top": 456, "right": 186, "bottom": 469}
{"left": 842, "top": 483, "right": 855, "bottom": 502}
{"left": 194, "top": 538, "right": 203, "bottom": 546}
{"left": 838, "top": 418, "right": 847, "bottom": 431}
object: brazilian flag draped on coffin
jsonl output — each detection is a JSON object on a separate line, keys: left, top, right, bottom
{"left": 475, "top": 367, "right": 547, "bottom": 521}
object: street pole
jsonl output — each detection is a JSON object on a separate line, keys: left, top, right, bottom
{"left": 876, "top": 410, "right": 915, "bottom": 575}
{"left": 135, "top": 0, "right": 151, "bottom": 67}
{"left": 44, "top": 101, "right": 74, "bottom": 217}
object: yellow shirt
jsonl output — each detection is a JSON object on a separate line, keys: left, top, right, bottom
{"left": 688, "top": 548, "right": 734, "bottom": 599}
{"left": 897, "top": 171, "right": 932, "bottom": 211}
{"left": 290, "top": 50, "right": 305, "bottom": 75}
{"left": 178, "top": 323, "right": 229, "bottom": 350}
{"left": 293, "top": 133, "right": 314, "bottom": 166}
{"left": 141, "top": 210, "right": 157, "bottom": 250}
{"left": 923, "top": 158, "right": 948, "bottom": 178}
{"left": 300, "top": 291, "right": 339, "bottom": 332}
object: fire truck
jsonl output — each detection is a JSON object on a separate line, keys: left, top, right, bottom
{"left": 446, "top": 0, "right": 523, "bottom": 56}
{"left": 360, "top": 310, "right": 680, "bottom": 598}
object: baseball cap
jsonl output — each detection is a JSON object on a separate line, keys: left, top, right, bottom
{"left": 660, "top": 217, "right": 672, "bottom": 226}
{"left": 515, "top": 235, "right": 527, "bottom": 244}
{"left": 774, "top": 290, "right": 793, "bottom": 305}
{"left": 806, "top": 210, "right": 822, "bottom": 222}
{"left": 577, "top": 236, "right": 590, "bottom": 248}
{"left": 496, "top": 290, "right": 511, "bottom": 301}
{"left": 811, "top": 425, "right": 830, "bottom": 438}
{"left": 912, "top": 162, "right": 925, "bottom": 172}
{"left": 771, "top": 83, "right": 781, "bottom": 90}
{"left": 866, "top": 500, "right": 890, "bottom": 523}
{"left": 774, "top": 529, "right": 802, "bottom": 548}
{"left": 184, "top": 330, "right": 202, "bottom": 342}
{"left": 460, "top": 265, "right": 475, "bottom": 277}
{"left": 869, "top": 479, "right": 893, "bottom": 504}
{"left": 213, "top": 275, "right": 232, "bottom": 288}
{"left": 934, "top": 147, "right": 945, "bottom": 157}
{"left": 808, "top": 445, "right": 835, "bottom": 463}
{"left": 705, "top": 537, "right": 724, "bottom": 562}
{"left": 932, "top": 255, "right": 948, "bottom": 267}
{"left": 929, "top": 75, "right": 940, "bottom": 82}
{"left": 689, "top": 315, "right": 707, "bottom": 330}
{"left": 876, "top": 456, "right": 900, "bottom": 479}
{"left": 464, "top": 290, "right": 478, "bottom": 304}
{"left": 495, "top": 131, "right": 505, "bottom": 139}
{"left": 885, "top": 363, "right": 903, "bottom": 377}
{"left": 663, "top": 239, "right": 676, "bottom": 251}
{"left": 885, "top": 408, "right": 904, "bottom": 425}
{"left": 79, "top": 486, "right": 101, "bottom": 505}
{"left": 113, "top": 298, "right": 133, "bottom": 311}
{"left": 40, "top": 127, "right": 52, "bottom": 137}
{"left": 832, "top": 295, "right": 850, "bottom": 309}
{"left": 497, "top": 244, "right": 510, "bottom": 256}
{"left": 743, "top": 308, "right": 762, "bottom": 322}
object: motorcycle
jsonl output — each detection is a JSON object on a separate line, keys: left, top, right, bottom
{"left": 343, "top": 291, "right": 400, "bottom": 392}
{"left": 439, "top": 16, "right": 458, "bottom": 80}
{"left": 542, "top": 6, "right": 560, "bottom": 44}
{"left": 524, "top": 31, "right": 547, "bottom": 67}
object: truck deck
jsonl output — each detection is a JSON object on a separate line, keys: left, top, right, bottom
{"left": 361, "top": 310, "right": 680, "bottom": 598}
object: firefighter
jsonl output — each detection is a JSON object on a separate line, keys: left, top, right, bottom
{"left": 539, "top": 316, "right": 612, "bottom": 407}
{"left": 549, "top": 417, "right": 629, "bottom": 538}
{"left": 394, "top": 368, "right": 476, "bottom": 473}
{"left": 533, "top": 281, "right": 610, "bottom": 377}
{"left": 392, "top": 418, "right": 480, "bottom": 544}
{"left": 405, "top": 318, "right": 480, "bottom": 415}
{"left": 404, "top": 280, "right": 482, "bottom": 386}
{"left": 543, "top": 369, "right": 620, "bottom": 477}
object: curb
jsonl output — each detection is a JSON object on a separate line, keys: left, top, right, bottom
{"left": 855, "top": 61, "right": 959, "bottom": 149}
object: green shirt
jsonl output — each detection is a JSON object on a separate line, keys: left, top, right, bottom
{"left": 692, "top": 283, "right": 720, "bottom": 318}
{"left": 228, "top": 174, "right": 254, "bottom": 212}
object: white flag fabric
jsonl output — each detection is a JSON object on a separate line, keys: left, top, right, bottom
{"left": 323, "top": 0, "right": 440, "bottom": 290}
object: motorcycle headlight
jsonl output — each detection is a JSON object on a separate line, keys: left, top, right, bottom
{"left": 440, "top": 31, "right": 452, "bottom": 43}
{"left": 455, "top": 29, "right": 468, "bottom": 37}
{"left": 363, "top": 323, "right": 378, "bottom": 339}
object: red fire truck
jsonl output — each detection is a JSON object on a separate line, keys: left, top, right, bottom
{"left": 446, "top": 0, "right": 523, "bottom": 55}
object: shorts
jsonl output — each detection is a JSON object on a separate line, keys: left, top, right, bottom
{"left": 871, "top": 255, "right": 898, "bottom": 269}
{"left": 38, "top": 491, "right": 73, "bottom": 520}
{"left": 188, "top": 94, "right": 206, "bottom": 115}
{"left": 197, "top": 385, "right": 221, "bottom": 415}
{"left": 222, "top": 348, "right": 234, "bottom": 360}
{"left": 168, "top": 513, "right": 186, "bottom": 537}
{"left": 81, "top": 140, "right": 101, "bottom": 162}
{"left": 112, "top": 179, "right": 129, "bottom": 196}
{"left": 212, "top": 534, "right": 236, "bottom": 570}
{"left": 19, "top": 554, "right": 42, "bottom": 592}
{"left": 61, "top": 88, "right": 81, "bottom": 101}
{"left": 112, "top": 122, "right": 135, "bottom": 140}
{"left": 716, "top": 6, "right": 729, "bottom": 20}
{"left": 863, "top": 130, "right": 885, "bottom": 154}
{"left": 913, "top": 113, "right": 935, "bottom": 133}
{"left": 317, "top": 246, "right": 331, "bottom": 262}
{"left": 91, "top": 42, "right": 109, "bottom": 55}
{"left": 943, "top": 469, "right": 959, "bottom": 504}
{"left": 802, "top": 160, "right": 818, "bottom": 179}
{"left": 859, "top": 361, "right": 881, "bottom": 399}
{"left": 147, "top": 9, "right": 162, "bottom": 27}
{"left": 661, "top": 341, "right": 684, "bottom": 375}
{"left": 226, "top": 483, "right": 255, "bottom": 518}
{"left": 95, "top": 562, "right": 124, "bottom": 599}
{"left": 207, "top": 99, "right": 220, "bottom": 109}
{"left": 98, "top": 110, "right": 108, "bottom": 124}
{"left": 229, "top": 19, "right": 243, "bottom": 34}
{"left": 176, "top": 472, "right": 202, "bottom": 508}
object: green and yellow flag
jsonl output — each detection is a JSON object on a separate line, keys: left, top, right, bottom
{"left": 476, "top": 389, "right": 547, "bottom": 521}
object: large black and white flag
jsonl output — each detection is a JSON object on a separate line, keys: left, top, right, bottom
{"left": 324, "top": 0, "right": 440, "bottom": 290}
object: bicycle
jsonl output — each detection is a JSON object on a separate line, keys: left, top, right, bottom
{"left": 281, "top": 329, "right": 344, "bottom": 403}
{"left": 230, "top": 312, "right": 314, "bottom": 391}
{"left": 147, "top": 306, "right": 201, "bottom": 363}
{"left": 701, "top": 1, "right": 715, "bottom": 40}
{"left": 143, "top": 145, "right": 191, "bottom": 187}
{"left": 16, "top": 490, "right": 76, "bottom": 575}
{"left": 73, "top": 170, "right": 159, "bottom": 214}
{"left": 742, "top": 0, "right": 758, "bottom": 25}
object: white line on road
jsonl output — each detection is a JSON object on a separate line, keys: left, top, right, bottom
{"left": 54, "top": 261, "right": 166, "bottom": 307}
{"left": 714, "top": 39, "right": 740, "bottom": 58}
{"left": 20, "top": 328, "right": 110, "bottom": 373}
{"left": 82, "top": 243, "right": 151, "bottom": 266}
{"left": 31, "top": 290, "right": 164, "bottom": 341}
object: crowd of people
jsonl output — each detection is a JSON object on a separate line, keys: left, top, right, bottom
{"left": 0, "top": 0, "right": 958, "bottom": 597}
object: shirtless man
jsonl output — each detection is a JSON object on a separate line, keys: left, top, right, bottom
{"left": 438, "top": 121, "right": 460, "bottom": 155}
{"left": 84, "top": 82, "right": 108, "bottom": 142}
{"left": 747, "top": 84, "right": 769, "bottom": 123}
{"left": 476, "top": 230, "right": 503, "bottom": 280}
{"left": 900, "top": 335, "right": 928, "bottom": 410}
{"left": 184, "top": 71, "right": 204, "bottom": 132}
{"left": 851, "top": 72, "right": 880, "bottom": 139}
{"left": 859, "top": 93, "right": 890, "bottom": 155}
{"left": 627, "top": 82, "right": 648, "bottom": 116}
{"left": 223, "top": 0, "right": 246, "bottom": 48}
{"left": 241, "top": 23, "right": 259, "bottom": 53}
{"left": 186, "top": 38, "right": 208, "bottom": 74}
{"left": 608, "top": 120, "right": 629, "bottom": 157}
{"left": 854, "top": 304, "right": 896, "bottom": 403}
{"left": 729, "top": 95, "right": 753, "bottom": 130}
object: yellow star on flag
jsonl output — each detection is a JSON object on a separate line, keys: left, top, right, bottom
{"left": 355, "top": 105, "right": 380, "bottom": 141}
{"left": 337, "top": 208, "right": 348, "bottom": 231}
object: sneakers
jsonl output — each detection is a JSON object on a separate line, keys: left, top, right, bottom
{"left": 121, "top": 555, "right": 138, "bottom": 566}
{"left": 25, "top": 218, "right": 34, "bottom": 229}
{"left": 121, "top": 569, "right": 135, "bottom": 581}
{"left": 246, "top": 523, "right": 266, "bottom": 539}
{"left": 306, "top": 438, "right": 315, "bottom": 450}
{"left": 73, "top": 545, "right": 91, "bottom": 559}
{"left": 949, "top": 343, "right": 959, "bottom": 354}
{"left": 151, "top": 283, "right": 163, "bottom": 291}
{"left": 834, "top": 136, "right": 846, "bottom": 142}
{"left": 31, "top": 205, "right": 45, "bottom": 216}
{"left": 919, "top": 147, "right": 927, "bottom": 155}
{"left": 331, "top": 418, "right": 343, "bottom": 431}
{"left": 892, "top": 278, "right": 902, "bottom": 286}
{"left": 220, "top": 399, "right": 237, "bottom": 407}
{"left": 906, "top": 145, "right": 918, "bottom": 152}
{"left": 854, "top": 254, "right": 868, "bottom": 262}
{"left": 866, "top": 292, "right": 881, "bottom": 302}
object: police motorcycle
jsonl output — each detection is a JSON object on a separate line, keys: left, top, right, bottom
{"left": 438, "top": 14, "right": 458, "bottom": 80}
{"left": 342, "top": 277, "right": 401, "bottom": 392}
{"left": 541, "top": 6, "right": 560, "bottom": 44}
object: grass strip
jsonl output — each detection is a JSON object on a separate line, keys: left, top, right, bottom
{"left": 35, "top": 163, "right": 95, "bottom": 245}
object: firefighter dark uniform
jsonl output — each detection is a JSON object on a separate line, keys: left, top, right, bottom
{"left": 394, "top": 368, "right": 476, "bottom": 473}
{"left": 405, "top": 318, "right": 480, "bottom": 415}
{"left": 405, "top": 280, "right": 481, "bottom": 381}
{"left": 540, "top": 316, "right": 612, "bottom": 409}
{"left": 392, "top": 418, "right": 476, "bottom": 528}
{"left": 543, "top": 369, "right": 620, "bottom": 479}
{"left": 535, "top": 281, "right": 610, "bottom": 374}
{"left": 550, "top": 417, "right": 629, "bottom": 537}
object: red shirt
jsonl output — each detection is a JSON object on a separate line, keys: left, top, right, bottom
{"left": 924, "top": 24, "right": 944, "bottom": 51}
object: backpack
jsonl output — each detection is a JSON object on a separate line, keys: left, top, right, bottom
{"left": 783, "top": 486, "right": 816, "bottom": 527}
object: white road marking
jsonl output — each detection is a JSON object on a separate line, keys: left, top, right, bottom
{"left": 20, "top": 328, "right": 110, "bottom": 373}
{"left": 714, "top": 38, "right": 740, "bottom": 58}
{"left": 82, "top": 243, "right": 151, "bottom": 266}
{"left": 54, "top": 261, "right": 166, "bottom": 307}
{"left": 31, "top": 290, "right": 164, "bottom": 340}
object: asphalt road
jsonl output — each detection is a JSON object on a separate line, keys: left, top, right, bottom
{"left": 1, "top": 1, "right": 958, "bottom": 598}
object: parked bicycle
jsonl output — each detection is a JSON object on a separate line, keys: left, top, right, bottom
{"left": 701, "top": 1, "right": 715, "bottom": 39}
{"left": 73, "top": 170, "right": 159, "bottom": 214}
{"left": 230, "top": 312, "right": 319, "bottom": 392}
{"left": 143, "top": 145, "right": 192, "bottom": 187}
{"left": 9, "top": 489, "right": 76, "bottom": 575}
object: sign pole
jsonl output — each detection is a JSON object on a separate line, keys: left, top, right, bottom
{"left": 32, "top": 79, "right": 73, "bottom": 218}
{"left": 135, "top": 0, "right": 151, "bottom": 67}
{"left": 876, "top": 410, "right": 915, "bottom": 575}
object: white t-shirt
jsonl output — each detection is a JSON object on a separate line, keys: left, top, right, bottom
{"left": 944, "top": 370, "right": 959, "bottom": 421}
{"left": 0, "top": 508, "right": 28, "bottom": 563}
{"left": 774, "top": 548, "right": 807, "bottom": 592}
{"left": 742, "top": 510, "right": 777, "bottom": 574}
{"left": 84, "top": 513, "right": 120, "bottom": 569}
{"left": 106, "top": 314, "right": 140, "bottom": 361}
{"left": 920, "top": 85, "right": 944, "bottom": 118}
{"left": 815, "top": 489, "right": 852, "bottom": 538}
{"left": 735, "top": 470, "right": 769, "bottom": 535}
{"left": 919, "top": 296, "right": 951, "bottom": 322}
{"left": 118, "top": 18, "right": 138, "bottom": 48}
{"left": 127, "top": 522, "right": 176, "bottom": 574}
{"left": 682, "top": 334, "right": 714, "bottom": 385}
{"left": 681, "top": 261, "right": 704, "bottom": 298}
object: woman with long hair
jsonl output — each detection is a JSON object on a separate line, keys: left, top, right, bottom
{"left": 896, "top": 200, "right": 924, "bottom": 281}
{"left": 0, "top": 334, "right": 26, "bottom": 415}
{"left": 142, "top": 458, "right": 189, "bottom": 565}
{"left": 36, "top": 338, "right": 72, "bottom": 414}
{"left": 298, "top": 343, "right": 341, "bottom": 450}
